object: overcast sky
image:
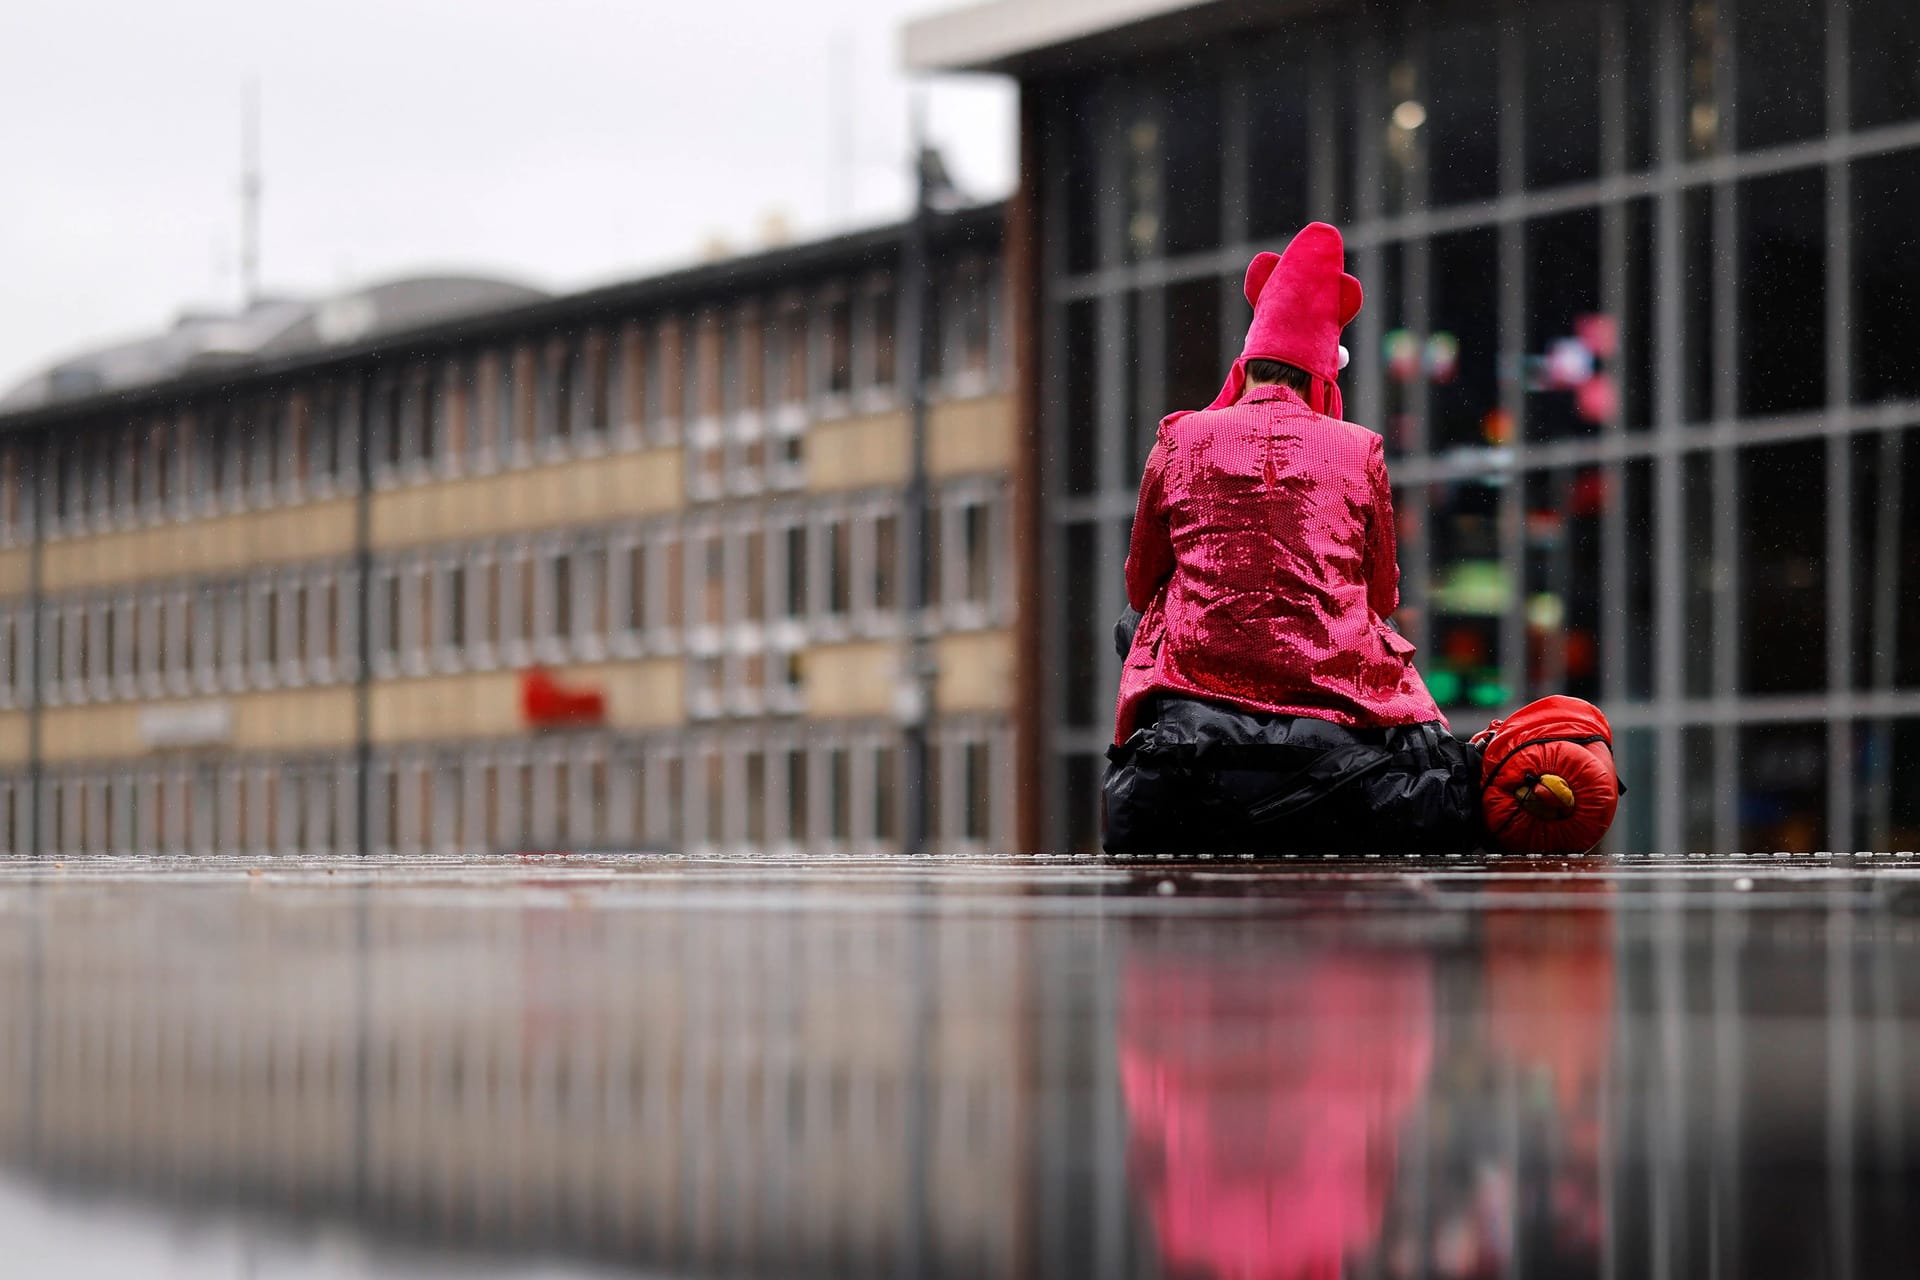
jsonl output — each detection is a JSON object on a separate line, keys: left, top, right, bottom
{"left": 0, "top": 0, "right": 1014, "bottom": 395}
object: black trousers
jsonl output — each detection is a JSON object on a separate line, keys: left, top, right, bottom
{"left": 1102, "top": 696, "right": 1484, "bottom": 856}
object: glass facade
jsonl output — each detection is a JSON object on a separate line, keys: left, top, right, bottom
{"left": 1035, "top": 0, "right": 1920, "bottom": 852}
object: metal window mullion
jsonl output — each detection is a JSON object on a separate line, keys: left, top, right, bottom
{"left": 1652, "top": 0, "right": 1687, "bottom": 853}
{"left": 1543, "top": 471, "right": 1572, "bottom": 697}
{"left": 1217, "top": 49, "right": 1249, "bottom": 371}
{"left": 1864, "top": 429, "right": 1905, "bottom": 848}
{"left": 1493, "top": 15, "right": 1527, "bottom": 713}
{"left": 1353, "top": 236, "right": 1385, "bottom": 429}
{"left": 1600, "top": 164, "right": 1630, "bottom": 708}
{"left": 1322, "top": 27, "right": 1361, "bottom": 223}
{"left": 1402, "top": 235, "right": 1433, "bottom": 655}
{"left": 1052, "top": 157, "right": 1082, "bottom": 859}
{"left": 1095, "top": 77, "right": 1127, "bottom": 273}
{"left": 1498, "top": 239, "right": 1527, "bottom": 714}
{"left": 1219, "top": 49, "right": 1249, "bottom": 252}
{"left": 1713, "top": 442, "right": 1740, "bottom": 851}
{"left": 1096, "top": 289, "right": 1129, "bottom": 500}
{"left": 1827, "top": 0, "right": 1856, "bottom": 851}
{"left": 1710, "top": 122, "right": 1741, "bottom": 850}
{"left": 1138, "top": 285, "right": 1167, "bottom": 465}
{"left": 1348, "top": 8, "right": 1389, "bottom": 398}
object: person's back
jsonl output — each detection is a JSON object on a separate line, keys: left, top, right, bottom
{"left": 1116, "top": 379, "right": 1437, "bottom": 739}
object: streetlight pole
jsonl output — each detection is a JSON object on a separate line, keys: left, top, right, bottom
{"left": 899, "top": 101, "right": 945, "bottom": 857}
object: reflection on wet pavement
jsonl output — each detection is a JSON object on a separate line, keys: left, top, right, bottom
{"left": 0, "top": 854, "right": 1917, "bottom": 1277}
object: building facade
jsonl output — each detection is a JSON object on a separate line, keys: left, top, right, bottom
{"left": 0, "top": 210, "right": 1016, "bottom": 856}
{"left": 912, "top": 0, "right": 1920, "bottom": 853}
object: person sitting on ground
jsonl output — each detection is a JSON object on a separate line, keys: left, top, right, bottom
{"left": 1103, "top": 222, "right": 1483, "bottom": 856}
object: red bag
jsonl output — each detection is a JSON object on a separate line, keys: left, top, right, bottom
{"left": 1472, "top": 696, "right": 1620, "bottom": 855}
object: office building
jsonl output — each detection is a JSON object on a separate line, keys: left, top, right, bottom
{"left": 0, "top": 209, "right": 1014, "bottom": 855}
{"left": 910, "top": 0, "right": 1920, "bottom": 852}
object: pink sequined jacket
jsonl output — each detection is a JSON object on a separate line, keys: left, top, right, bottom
{"left": 1113, "top": 383, "right": 1444, "bottom": 744}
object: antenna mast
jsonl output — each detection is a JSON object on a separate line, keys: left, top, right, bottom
{"left": 828, "top": 30, "right": 853, "bottom": 223}
{"left": 241, "top": 80, "right": 261, "bottom": 306}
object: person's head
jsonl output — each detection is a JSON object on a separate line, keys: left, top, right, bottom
{"left": 1242, "top": 358, "right": 1315, "bottom": 398}
{"left": 1212, "top": 223, "right": 1364, "bottom": 418}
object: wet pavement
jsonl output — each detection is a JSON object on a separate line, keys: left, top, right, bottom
{"left": 1, "top": 853, "right": 1918, "bottom": 1278}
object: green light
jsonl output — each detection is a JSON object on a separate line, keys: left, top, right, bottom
{"left": 1428, "top": 670, "right": 1462, "bottom": 705}
{"left": 1467, "top": 679, "right": 1510, "bottom": 708}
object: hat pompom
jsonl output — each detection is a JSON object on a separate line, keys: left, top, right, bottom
{"left": 1337, "top": 344, "right": 1350, "bottom": 371}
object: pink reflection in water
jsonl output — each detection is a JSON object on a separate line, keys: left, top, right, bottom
{"left": 1119, "top": 942, "right": 1434, "bottom": 1280}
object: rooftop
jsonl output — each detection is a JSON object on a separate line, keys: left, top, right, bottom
{"left": 0, "top": 276, "right": 546, "bottom": 415}
{"left": 902, "top": 0, "right": 1331, "bottom": 74}
{"left": 0, "top": 202, "right": 1004, "bottom": 433}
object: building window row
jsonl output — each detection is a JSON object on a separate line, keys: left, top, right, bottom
{"left": 0, "top": 481, "right": 1006, "bottom": 711}
{"left": 366, "top": 483, "right": 1009, "bottom": 700}
{"left": 2, "top": 720, "right": 1009, "bottom": 856}
{"left": 27, "top": 255, "right": 1002, "bottom": 540}
{"left": 0, "top": 561, "right": 358, "bottom": 708}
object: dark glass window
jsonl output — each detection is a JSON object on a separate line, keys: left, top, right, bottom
{"left": 1739, "top": 440, "right": 1826, "bottom": 694}
{"left": 872, "top": 746, "right": 897, "bottom": 846}
{"left": 869, "top": 284, "right": 897, "bottom": 390}
{"left": 1852, "top": 0, "right": 1920, "bottom": 129}
{"left": 1737, "top": 167, "right": 1825, "bottom": 417}
{"left": 1734, "top": 0, "right": 1827, "bottom": 150}
{"left": 1427, "top": 14, "right": 1502, "bottom": 206}
{"left": 1064, "top": 753, "right": 1100, "bottom": 854}
{"left": 1618, "top": 728, "right": 1656, "bottom": 851}
{"left": 1683, "top": 186, "right": 1718, "bottom": 423}
{"left": 1850, "top": 428, "right": 1920, "bottom": 690}
{"left": 1164, "top": 277, "right": 1222, "bottom": 419}
{"left": 1854, "top": 719, "right": 1920, "bottom": 850}
{"left": 1685, "top": 1, "right": 1726, "bottom": 158}
{"left": 1246, "top": 52, "right": 1311, "bottom": 240}
{"left": 1683, "top": 452, "right": 1716, "bottom": 698}
{"left": 1622, "top": 198, "right": 1656, "bottom": 431}
{"left": 1125, "top": 291, "right": 1151, "bottom": 470}
{"left": 1620, "top": 0, "right": 1658, "bottom": 171}
{"left": 1380, "top": 47, "right": 1421, "bottom": 216}
{"left": 1375, "top": 242, "right": 1412, "bottom": 456}
{"left": 1623, "top": 458, "right": 1656, "bottom": 700}
{"left": 1426, "top": 478, "right": 1507, "bottom": 712}
{"left": 825, "top": 296, "right": 853, "bottom": 396}
{"left": 1851, "top": 149, "right": 1920, "bottom": 404}
{"left": 784, "top": 525, "right": 808, "bottom": 620}
{"left": 826, "top": 521, "right": 851, "bottom": 617}
{"left": 1430, "top": 228, "right": 1501, "bottom": 450}
{"left": 1524, "top": 1, "right": 1602, "bottom": 189}
{"left": 1061, "top": 85, "right": 1101, "bottom": 275}
{"left": 1122, "top": 103, "right": 1162, "bottom": 265}
{"left": 1523, "top": 467, "right": 1605, "bottom": 703}
{"left": 964, "top": 740, "right": 991, "bottom": 841}
{"left": 1523, "top": 209, "right": 1603, "bottom": 441}
{"left": 1160, "top": 63, "right": 1222, "bottom": 257}
{"left": 1315, "top": 48, "right": 1359, "bottom": 224}
{"left": 1063, "top": 300, "right": 1098, "bottom": 496}
{"left": 1739, "top": 722, "right": 1827, "bottom": 852}
{"left": 1062, "top": 523, "right": 1099, "bottom": 727}
{"left": 1683, "top": 726, "right": 1715, "bottom": 848}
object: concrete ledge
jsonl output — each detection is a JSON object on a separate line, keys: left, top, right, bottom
{"left": 42, "top": 500, "right": 359, "bottom": 593}
{"left": 371, "top": 660, "right": 684, "bottom": 744}
{"left": 373, "top": 449, "right": 683, "bottom": 549}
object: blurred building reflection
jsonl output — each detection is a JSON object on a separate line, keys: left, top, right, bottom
{"left": 0, "top": 212, "right": 1014, "bottom": 856}
{"left": 0, "top": 875, "right": 1036, "bottom": 1275}
{"left": 3, "top": 866, "right": 1917, "bottom": 1276}
{"left": 910, "top": 0, "right": 1920, "bottom": 853}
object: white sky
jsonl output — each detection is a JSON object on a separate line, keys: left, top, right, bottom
{"left": 0, "top": 0, "right": 1014, "bottom": 394}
